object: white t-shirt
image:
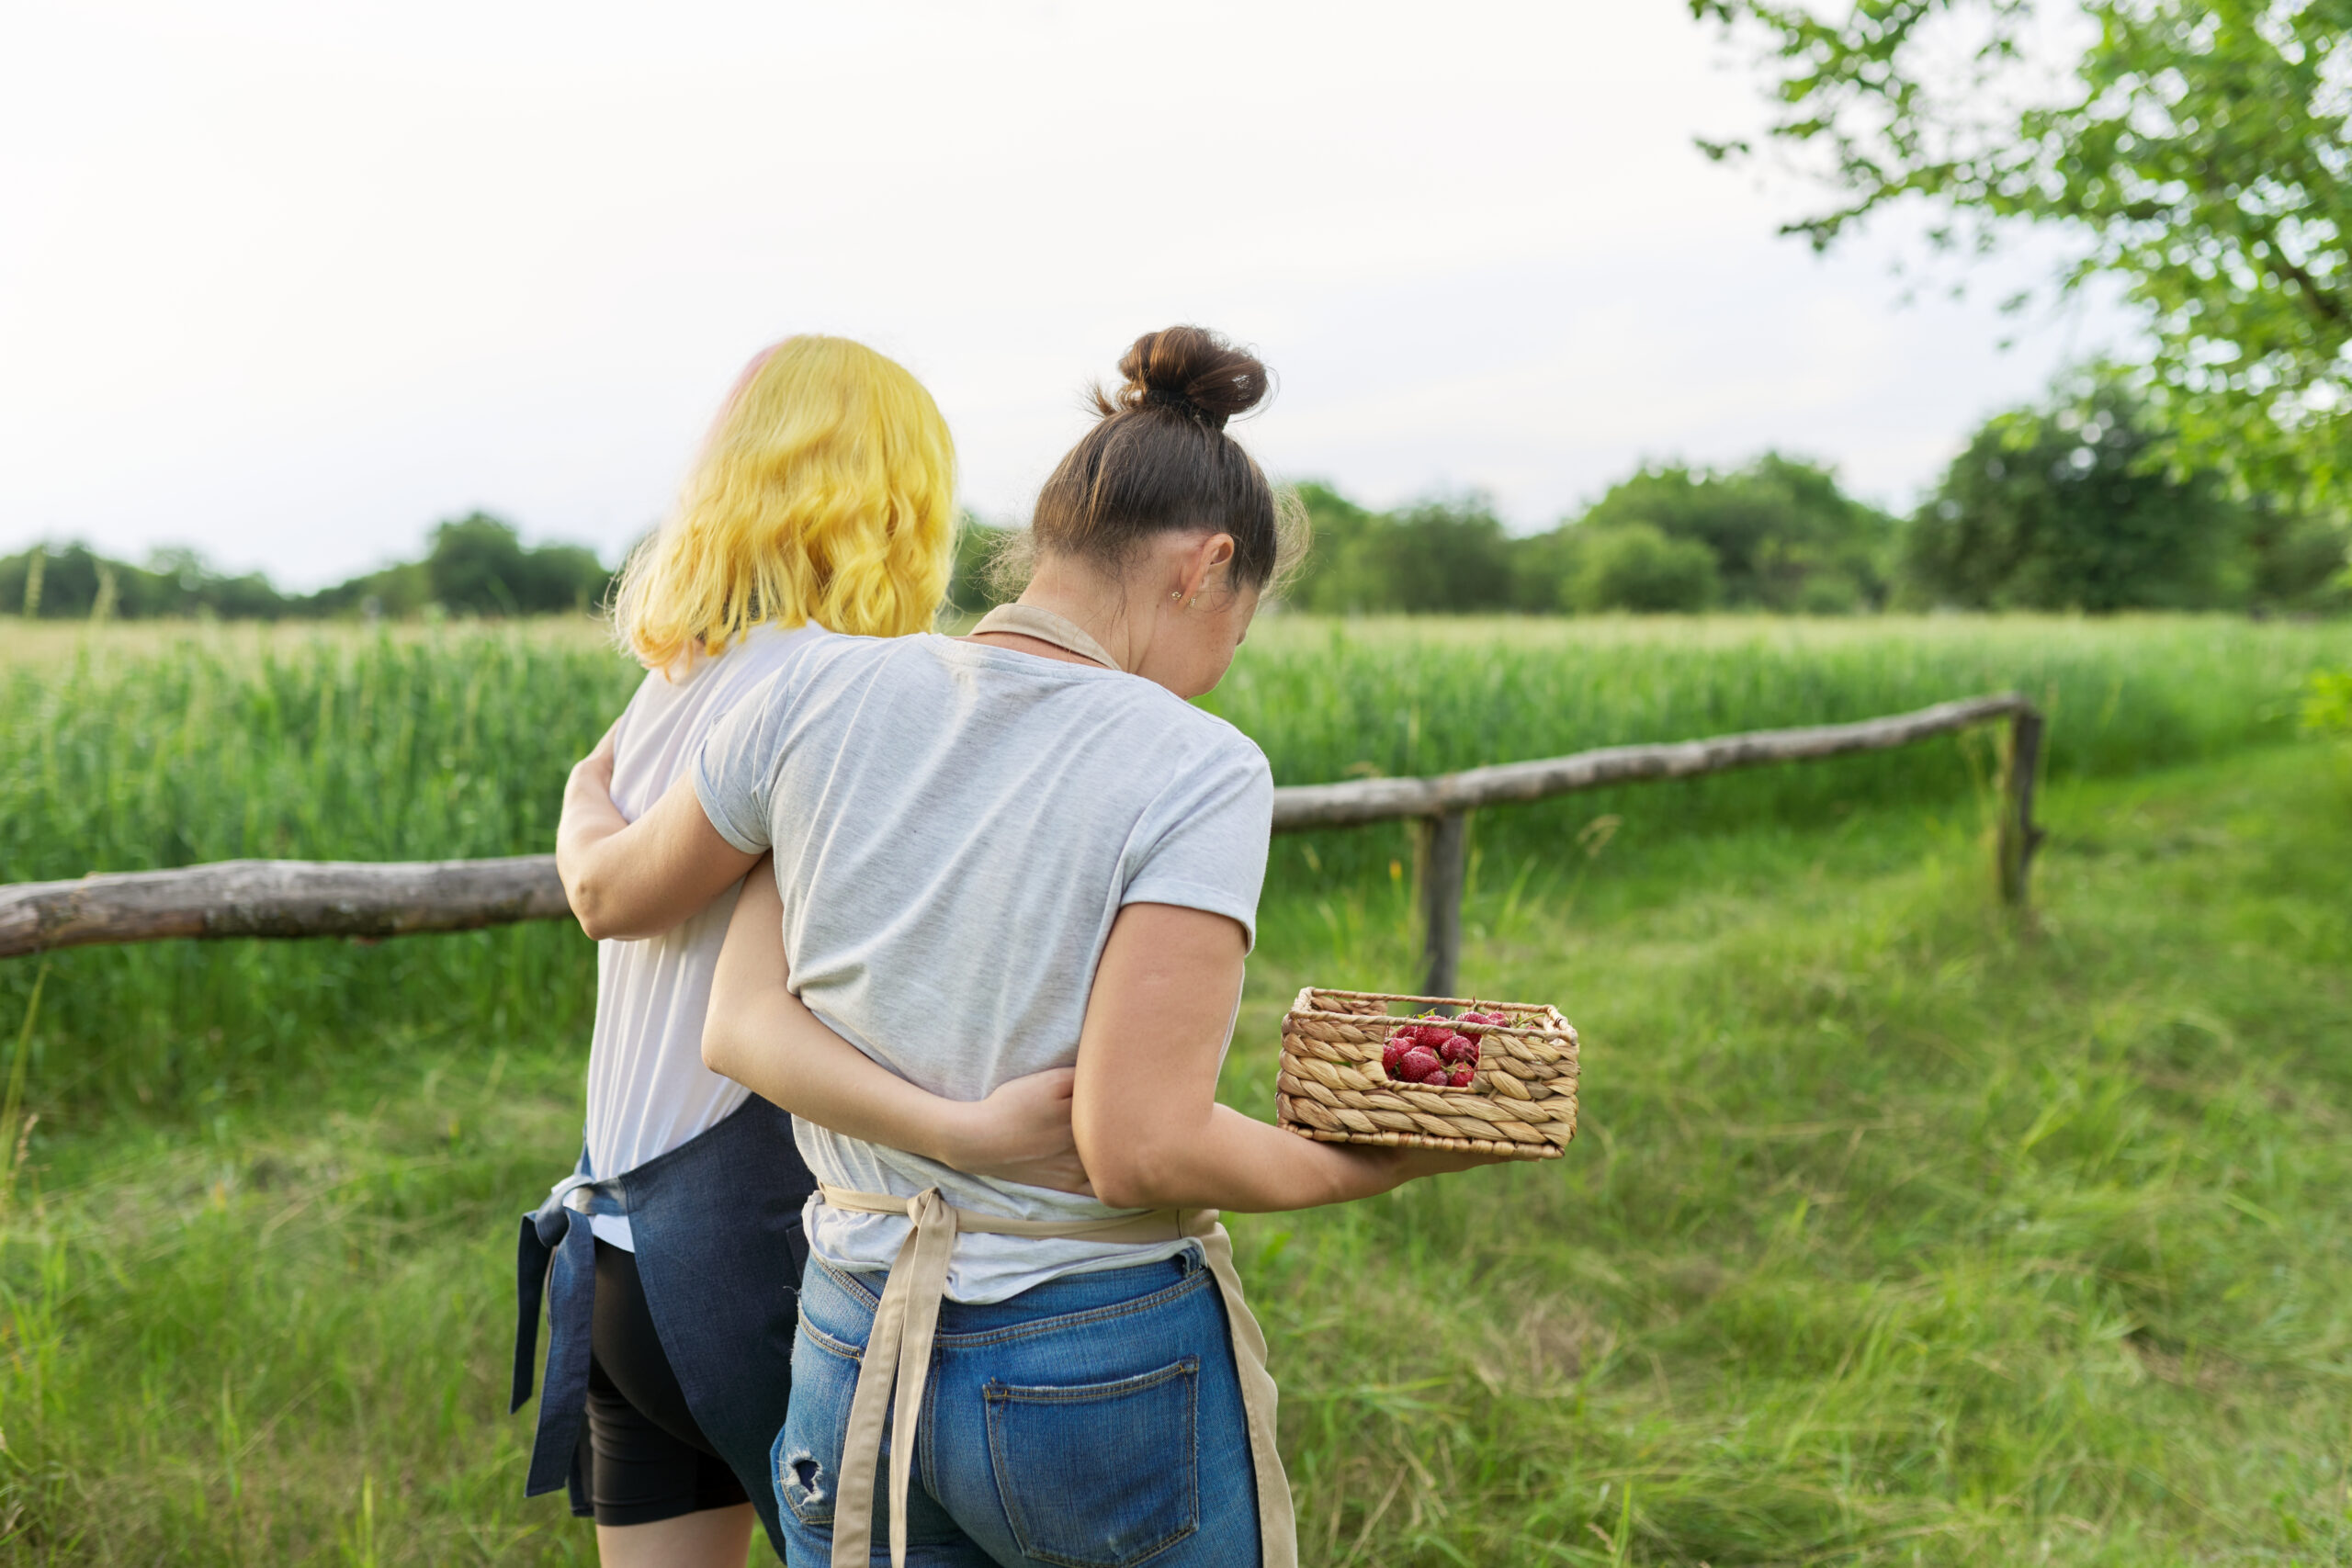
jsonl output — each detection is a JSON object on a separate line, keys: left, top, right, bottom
{"left": 583, "top": 623, "right": 821, "bottom": 1248}
{"left": 694, "top": 630, "right": 1273, "bottom": 1303}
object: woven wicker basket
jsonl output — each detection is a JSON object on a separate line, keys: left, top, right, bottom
{"left": 1276, "top": 987, "right": 1578, "bottom": 1160}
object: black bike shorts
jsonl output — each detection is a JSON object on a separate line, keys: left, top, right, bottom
{"left": 578, "top": 1237, "right": 752, "bottom": 1527}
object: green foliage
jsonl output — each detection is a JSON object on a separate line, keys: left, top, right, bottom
{"left": 1203, "top": 613, "right": 2352, "bottom": 886}
{"left": 948, "top": 515, "right": 1016, "bottom": 613}
{"left": 0, "top": 516, "right": 616, "bottom": 625}
{"left": 0, "top": 627, "right": 638, "bottom": 1116}
{"left": 1576, "top": 453, "right": 1895, "bottom": 610}
{"left": 0, "top": 544, "right": 293, "bottom": 621}
{"left": 1562, "top": 522, "right": 1722, "bottom": 613}
{"left": 1285, "top": 487, "right": 1521, "bottom": 614}
{"left": 4, "top": 739, "right": 2347, "bottom": 1562}
{"left": 1285, "top": 461, "right": 1894, "bottom": 616}
{"left": 1908, "top": 370, "right": 2351, "bottom": 612}
{"left": 9, "top": 615, "right": 2348, "bottom": 1119}
{"left": 2305, "top": 669, "right": 2352, "bottom": 737}
{"left": 2246, "top": 502, "right": 2352, "bottom": 611}
{"left": 1238, "top": 745, "right": 2352, "bottom": 1563}
{"left": 415, "top": 513, "right": 614, "bottom": 617}
{"left": 300, "top": 559, "right": 434, "bottom": 619}
{"left": 1906, "top": 370, "right": 2242, "bottom": 610}
{"left": 1692, "top": 0, "right": 2352, "bottom": 498}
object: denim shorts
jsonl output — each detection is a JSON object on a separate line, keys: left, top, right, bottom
{"left": 776, "top": 1247, "right": 1262, "bottom": 1567}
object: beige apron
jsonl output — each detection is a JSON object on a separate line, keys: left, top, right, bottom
{"left": 970, "top": 603, "right": 1124, "bottom": 672}
{"left": 813, "top": 1183, "right": 1297, "bottom": 1568}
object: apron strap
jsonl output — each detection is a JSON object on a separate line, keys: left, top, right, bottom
{"left": 970, "top": 604, "right": 1123, "bottom": 672}
{"left": 815, "top": 1183, "right": 1296, "bottom": 1568}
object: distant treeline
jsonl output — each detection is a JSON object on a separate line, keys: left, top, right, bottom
{"left": 0, "top": 515, "right": 613, "bottom": 623}
{"left": 11, "top": 371, "right": 2349, "bottom": 624}
{"left": 958, "top": 371, "right": 2347, "bottom": 616}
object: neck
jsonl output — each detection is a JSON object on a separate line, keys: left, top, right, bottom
{"left": 1014, "top": 565, "right": 1152, "bottom": 674}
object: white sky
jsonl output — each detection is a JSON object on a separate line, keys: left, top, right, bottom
{"left": 0, "top": 1, "right": 2125, "bottom": 590}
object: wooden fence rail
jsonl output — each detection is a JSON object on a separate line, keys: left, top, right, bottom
{"left": 0, "top": 694, "right": 2046, "bottom": 992}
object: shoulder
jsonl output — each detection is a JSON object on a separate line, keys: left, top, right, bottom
{"left": 1148, "top": 691, "right": 1272, "bottom": 783}
{"left": 707, "top": 622, "right": 830, "bottom": 690}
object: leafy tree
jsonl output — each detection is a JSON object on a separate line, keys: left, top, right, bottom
{"left": 1285, "top": 487, "right": 1518, "bottom": 613}
{"left": 300, "top": 561, "right": 432, "bottom": 619}
{"left": 1565, "top": 523, "right": 1724, "bottom": 613}
{"left": 0, "top": 545, "right": 104, "bottom": 618}
{"left": 1, "top": 521, "right": 616, "bottom": 623}
{"left": 1284, "top": 483, "right": 1396, "bottom": 613}
{"left": 1574, "top": 453, "right": 1895, "bottom": 611}
{"left": 1690, "top": 0, "right": 2352, "bottom": 525}
{"left": 424, "top": 514, "right": 531, "bottom": 615}
{"left": 141, "top": 548, "right": 288, "bottom": 619}
{"left": 0, "top": 543, "right": 292, "bottom": 620}
{"left": 423, "top": 513, "right": 613, "bottom": 615}
{"left": 1905, "top": 370, "right": 2243, "bottom": 609}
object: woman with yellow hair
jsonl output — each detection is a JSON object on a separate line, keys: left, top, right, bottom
{"left": 513, "top": 337, "right": 1083, "bottom": 1568}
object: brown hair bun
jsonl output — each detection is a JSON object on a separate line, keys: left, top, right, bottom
{"left": 1017, "top": 324, "right": 1304, "bottom": 597}
{"left": 1100, "top": 325, "right": 1271, "bottom": 432}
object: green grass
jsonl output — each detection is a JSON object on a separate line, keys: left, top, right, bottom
{"left": 1210, "top": 613, "right": 2352, "bottom": 884}
{"left": 5, "top": 613, "right": 2346, "bottom": 1122}
{"left": 1232, "top": 745, "right": 2352, "bottom": 1563}
{"left": 0, "top": 615, "right": 2347, "bottom": 1562}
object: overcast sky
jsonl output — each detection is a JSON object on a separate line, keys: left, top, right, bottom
{"left": 1, "top": 1, "right": 2126, "bottom": 590}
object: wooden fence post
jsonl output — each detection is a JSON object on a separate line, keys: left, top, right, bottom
{"left": 1997, "top": 706, "right": 2047, "bottom": 908}
{"left": 1419, "top": 811, "right": 1468, "bottom": 998}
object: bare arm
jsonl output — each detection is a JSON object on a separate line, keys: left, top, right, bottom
{"left": 1072, "top": 903, "right": 1492, "bottom": 1213}
{"left": 556, "top": 731, "right": 759, "bottom": 941}
{"left": 704, "top": 862, "right": 1090, "bottom": 1194}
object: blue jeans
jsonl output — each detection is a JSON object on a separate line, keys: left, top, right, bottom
{"left": 777, "top": 1249, "right": 1262, "bottom": 1567}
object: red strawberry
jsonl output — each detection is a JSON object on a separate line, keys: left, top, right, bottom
{"left": 1381, "top": 1040, "right": 1406, "bottom": 1076}
{"left": 1425, "top": 1066, "right": 1456, "bottom": 1086}
{"left": 1441, "top": 1033, "right": 1479, "bottom": 1066}
{"left": 1398, "top": 1045, "right": 1443, "bottom": 1082}
{"left": 1448, "top": 1065, "right": 1476, "bottom": 1088}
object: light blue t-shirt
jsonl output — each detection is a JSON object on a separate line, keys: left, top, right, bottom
{"left": 694, "top": 630, "right": 1272, "bottom": 1303}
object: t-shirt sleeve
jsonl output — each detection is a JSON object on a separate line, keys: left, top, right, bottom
{"left": 1121, "top": 735, "right": 1275, "bottom": 952}
{"left": 692, "top": 670, "right": 787, "bottom": 854}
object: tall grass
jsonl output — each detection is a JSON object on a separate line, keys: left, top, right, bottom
{"left": 1207, "top": 614, "right": 2352, "bottom": 882}
{"left": 0, "top": 626, "right": 636, "bottom": 1120}
{"left": 1, "top": 746, "right": 2344, "bottom": 1563}
{"left": 0, "top": 615, "right": 2346, "bottom": 1562}
{"left": 3, "top": 615, "right": 2346, "bottom": 1121}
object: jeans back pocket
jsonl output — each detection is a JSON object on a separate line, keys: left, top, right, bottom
{"left": 775, "top": 1319, "right": 864, "bottom": 1529}
{"left": 983, "top": 1357, "right": 1199, "bottom": 1568}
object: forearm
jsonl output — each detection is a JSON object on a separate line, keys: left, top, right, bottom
{"left": 554, "top": 762, "right": 634, "bottom": 934}
{"left": 1087, "top": 1104, "right": 1400, "bottom": 1213}
{"left": 556, "top": 769, "right": 758, "bottom": 941}
{"left": 706, "top": 1003, "right": 979, "bottom": 1167}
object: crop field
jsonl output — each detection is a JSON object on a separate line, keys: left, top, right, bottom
{"left": 0, "top": 613, "right": 2347, "bottom": 1563}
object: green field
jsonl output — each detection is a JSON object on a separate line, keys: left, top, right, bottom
{"left": 0, "top": 615, "right": 2347, "bottom": 1563}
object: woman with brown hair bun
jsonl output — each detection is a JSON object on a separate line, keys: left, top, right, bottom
{"left": 557, "top": 326, "right": 1498, "bottom": 1566}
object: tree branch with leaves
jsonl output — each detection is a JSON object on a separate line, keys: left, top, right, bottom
{"left": 1692, "top": 0, "right": 2352, "bottom": 519}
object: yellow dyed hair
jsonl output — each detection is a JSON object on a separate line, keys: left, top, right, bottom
{"left": 613, "top": 335, "right": 956, "bottom": 670}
